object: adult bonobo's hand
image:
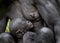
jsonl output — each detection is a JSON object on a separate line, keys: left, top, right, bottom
{"left": 0, "top": 33, "right": 15, "bottom": 43}
{"left": 23, "top": 27, "right": 54, "bottom": 43}
{"left": 37, "top": 27, "right": 54, "bottom": 43}
{"left": 23, "top": 32, "right": 37, "bottom": 43}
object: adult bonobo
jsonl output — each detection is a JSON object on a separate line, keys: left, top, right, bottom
{"left": 0, "top": 0, "right": 59, "bottom": 43}
{"left": 34, "top": 0, "right": 60, "bottom": 43}
{"left": 19, "top": 0, "right": 55, "bottom": 43}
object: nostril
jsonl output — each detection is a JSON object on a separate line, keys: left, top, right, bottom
{"left": 31, "top": 38, "right": 35, "bottom": 41}
{"left": 30, "top": 13, "right": 35, "bottom": 18}
{"left": 16, "top": 30, "right": 25, "bottom": 35}
{"left": 18, "top": 31, "right": 22, "bottom": 34}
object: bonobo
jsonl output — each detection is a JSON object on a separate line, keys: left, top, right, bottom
{"left": 9, "top": 18, "right": 34, "bottom": 43}
{"left": 35, "top": 0, "right": 60, "bottom": 43}
{"left": 19, "top": 0, "right": 40, "bottom": 21}
{"left": 0, "top": 33, "right": 15, "bottom": 43}
{"left": 9, "top": 18, "right": 33, "bottom": 38}
{"left": 0, "top": 0, "right": 60, "bottom": 43}
{"left": 19, "top": 0, "right": 45, "bottom": 33}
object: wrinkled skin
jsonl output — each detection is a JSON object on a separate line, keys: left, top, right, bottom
{"left": 19, "top": 0, "right": 45, "bottom": 34}
{"left": 19, "top": 0, "right": 40, "bottom": 21}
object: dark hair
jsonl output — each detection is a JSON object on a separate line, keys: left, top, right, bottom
{"left": 0, "top": 0, "right": 15, "bottom": 7}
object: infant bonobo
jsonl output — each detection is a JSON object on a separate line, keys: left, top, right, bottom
{"left": 0, "top": 18, "right": 33, "bottom": 43}
{"left": 9, "top": 18, "right": 33, "bottom": 39}
{"left": 0, "top": 0, "right": 28, "bottom": 33}
{"left": 9, "top": 18, "right": 34, "bottom": 43}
